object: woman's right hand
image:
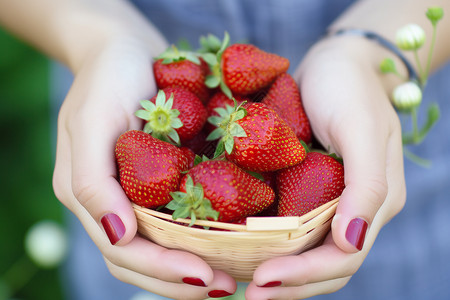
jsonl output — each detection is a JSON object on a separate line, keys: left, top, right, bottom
{"left": 52, "top": 30, "right": 237, "bottom": 300}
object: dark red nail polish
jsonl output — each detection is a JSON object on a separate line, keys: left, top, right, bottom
{"left": 259, "top": 280, "right": 282, "bottom": 287}
{"left": 208, "top": 290, "right": 233, "bottom": 298}
{"left": 182, "top": 277, "right": 206, "bottom": 287}
{"left": 345, "top": 218, "right": 368, "bottom": 251}
{"left": 101, "top": 213, "right": 125, "bottom": 245}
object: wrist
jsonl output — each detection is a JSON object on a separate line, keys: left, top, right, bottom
{"left": 53, "top": 2, "right": 168, "bottom": 72}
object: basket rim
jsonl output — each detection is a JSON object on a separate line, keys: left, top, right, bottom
{"left": 133, "top": 197, "right": 339, "bottom": 232}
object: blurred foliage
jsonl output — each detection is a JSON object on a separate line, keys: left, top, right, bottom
{"left": 0, "top": 28, "right": 64, "bottom": 299}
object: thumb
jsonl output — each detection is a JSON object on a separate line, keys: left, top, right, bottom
{"left": 331, "top": 128, "right": 389, "bottom": 253}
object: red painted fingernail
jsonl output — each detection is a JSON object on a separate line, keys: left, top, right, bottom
{"left": 101, "top": 213, "right": 125, "bottom": 245}
{"left": 345, "top": 218, "right": 368, "bottom": 251}
{"left": 208, "top": 290, "right": 233, "bottom": 298}
{"left": 259, "top": 280, "right": 282, "bottom": 287}
{"left": 182, "top": 277, "right": 206, "bottom": 287}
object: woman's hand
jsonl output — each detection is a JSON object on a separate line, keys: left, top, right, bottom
{"left": 52, "top": 35, "right": 237, "bottom": 299}
{"left": 245, "top": 36, "right": 407, "bottom": 299}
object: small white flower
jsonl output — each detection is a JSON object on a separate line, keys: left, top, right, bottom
{"left": 392, "top": 81, "right": 422, "bottom": 111}
{"left": 24, "top": 220, "right": 68, "bottom": 268}
{"left": 396, "top": 24, "right": 425, "bottom": 51}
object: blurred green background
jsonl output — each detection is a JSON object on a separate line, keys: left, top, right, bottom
{"left": 0, "top": 27, "right": 65, "bottom": 299}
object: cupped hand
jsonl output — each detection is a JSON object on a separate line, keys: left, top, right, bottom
{"left": 52, "top": 35, "right": 236, "bottom": 299}
{"left": 246, "top": 36, "right": 407, "bottom": 299}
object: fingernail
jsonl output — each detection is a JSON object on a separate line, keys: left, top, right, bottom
{"left": 345, "top": 218, "right": 368, "bottom": 251}
{"left": 208, "top": 290, "right": 233, "bottom": 298}
{"left": 182, "top": 277, "right": 206, "bottom": 287}
{"left": 101, "top": 213, "right": 125, "bottom": 245}
{"left": 259, "top": 280, "right": 282, "bottom": 287}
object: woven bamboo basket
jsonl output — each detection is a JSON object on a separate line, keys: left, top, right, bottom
{"left": 133, "top": 197, "right": 339, "bottom": 282}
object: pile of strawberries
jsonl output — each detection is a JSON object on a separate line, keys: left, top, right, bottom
{"left": 115, "top": 33, "right": 345, "bottom": 225}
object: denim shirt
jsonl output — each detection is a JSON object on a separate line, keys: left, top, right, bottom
{"left": 55, "top": 1, "right": 450, "bottom": 299}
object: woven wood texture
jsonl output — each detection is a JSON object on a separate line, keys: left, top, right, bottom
{"left": 133, "top": 198, "right": 339, "bottom": 282}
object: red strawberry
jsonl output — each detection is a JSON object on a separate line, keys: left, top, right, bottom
{"left": 153, "top": 47, "right": 210, "bottom": 102}
{"left": 202, "top": 32, "right": 289, "bottom": 98}
{"left": 179, "top": 146, "right": 196, "bottom": 169}
{"left": 135, "top": 87, "right": 207, "bottom": 144}
{"left": 277, "top": 151, "right": 345, "bottom": 217}
{"left": 204, "top": 91, "right": 249, "bottom": 133}
{"left": 255, "top": 172, "right": 279, "bottom": 217}
{"left": 115, "top": 130, "right": 189, "bottom": 208}
{"left": 167, "top": 160, "right": 275, "bottom": 223}
{"left": 221, "top": 44, "right": 289, "bottom": 95}
{"left": 207, "top": 101, "right": 306, "bottom": 172}
{"left": 262, "top": 73, "right": 312, "bottom": 144}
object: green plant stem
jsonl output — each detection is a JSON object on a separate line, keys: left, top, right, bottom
{"left": 403, "top": 147, "right": 432, "bottom": 168}
{"left": 423, "top": 24, "right": 438, "bottom": 86}
{"left": 413, "top": 50, "right": 424, "bottom": 84}
{"left": 411, "top": 106, "right": 419, "bottom": 143}
{"left": 0, "top": 255, "right": 38, "bottom": 298}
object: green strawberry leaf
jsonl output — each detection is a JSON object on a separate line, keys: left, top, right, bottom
{"left": 200, "top": 52, "right": 218, "bottom": 66}
{"left": 167, "top": 176, "right": 219, "bottom": 225}
{"left": 206, "top": 126, "right": 226, "bottom": 141}
{"left": 213, "top": 139, "right": 226, "bottom": 158}
{"left": 245, "top": 170, "right": 265, "bottom": 181}
{"left": 220, "top": 80, "right": 233, "bottom": 99}
{"left": 205, "top": 74, "right": 221, "bottom": 88}
{"left": 300, "top": 140, "right": 310, "bottom": 153}
{"left": 193, "top": 154, "right": 209, "bottom": 166}
{"left": 223, "top": 136, "right": 235, "bottom": 155}
{"left": 328, "top": 153, "right": 344, "bottom": 165}
{"left": 229, "top": 123, "right": 246, "bottom": 137}
{"left": 198, "top": 33, "right": 223, "bottom": 53}
{"left": 217, "top": 31, "right": 230, "bottom": 58}
{"left": 207, "top": 116, "right": 223, "bottom": 126}
{"left": 167, "top": 128, "right": 181, "bottom": 145}
{"left": 139, "top": 99, "right": 157, "bottom": 111}
{"left": 155, "top": 44, "right": 201, "bottom": 65}
{"left": 135, "top": 90, "right": 183, "bottom": 145}
{"left": 214, "top": 107, "right": 230, "bottom": 118}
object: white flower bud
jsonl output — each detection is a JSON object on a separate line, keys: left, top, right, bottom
{"left": 392, "top": 82, "right": 422, "bottom": 111}
{"left": 25, "top": 220, "right": 68, "bottom": 269}
{"left": 396, "top": 24, "right": 425, "bottom": 51}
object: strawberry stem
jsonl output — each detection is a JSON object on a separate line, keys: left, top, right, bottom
{"left": 201, "top": 32, "right": 233, "bottom": 98}
{"left": 206, "top": 99, "right": 247, "bottom": 157}
{"left": 135, "top": 90, "right": 183, "bottom": 145}
{"left": 167, "top": 176, "right": 219, "bottom": 225}
{"left": 155, "top": 44, "right": 201, "bottom": 65}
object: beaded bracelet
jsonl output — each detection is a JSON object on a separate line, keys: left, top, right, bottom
{"left": 331, "top": 28, "right": 419, "bottom": 82}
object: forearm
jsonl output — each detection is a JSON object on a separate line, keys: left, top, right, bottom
{"left": 0, "top": 0, "right": 168, "bottom": 72}
{"left": 329, "top": 0, "right": 450, "bottom": 74}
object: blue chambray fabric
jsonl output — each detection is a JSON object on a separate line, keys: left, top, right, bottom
{"left": 53, "top": 1, "right": 450, "bottom": 299}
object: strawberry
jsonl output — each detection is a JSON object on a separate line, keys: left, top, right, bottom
{"left": 135, "top": 87, "right": 207, "bottom": 144}
{"left": 179, "top": 146, "right": 196, "bottom": 169}
{"left": 153, "top": 46, "right": 210, "bottom": 102}
{"left": 262, "top": 73, "right": 312, "bottom": 144}
{"left": 276, "top": 151, "right": 345, "bottom": 217}
{"left": 115, "top": 130, "right": 189, "bottom": 208}
{"left": 204, "top": 91, "right": 249, "bottom": 133}
{"left": 166, "top": 160, "right": 275, "bottom": 223}
{"left": 221, "top": 44, "right": 289, "bottom": 95}
{"left": 207, "top": 101, "right": 306, "bottom": 172}
{"left": 202, "top": 33, "right": 289, "bottom": 97}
